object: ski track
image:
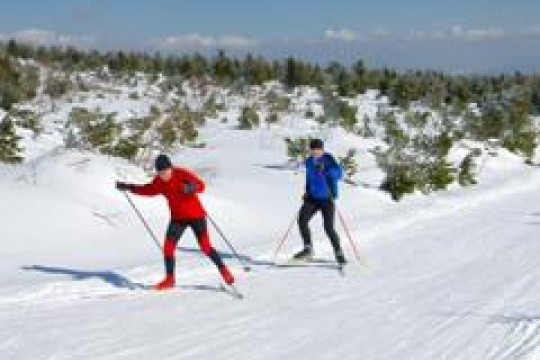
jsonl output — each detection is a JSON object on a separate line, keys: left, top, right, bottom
{"left": 2, "top": 169, "right": 540, "bottom": 359}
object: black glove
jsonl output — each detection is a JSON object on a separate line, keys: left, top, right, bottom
{"left": 315, "top": 162, "right": 325, "bottom": 172}
{"left": 115, "top": 181, "right": 132, "bottom": 191}
{"left": 302, "top": 193, "right": 310, "bottom": 202}
{"left": 182, "top": 181, "right": 196, "bottom": 195}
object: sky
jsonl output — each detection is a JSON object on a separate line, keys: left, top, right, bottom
{"left": 1, "top": 0, "right": 539, "bottom": 72}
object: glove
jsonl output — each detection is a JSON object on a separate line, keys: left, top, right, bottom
{"left": 302, "top": 193, "right": 310, "bottom": 202}
{"left": 115, "top": 181, "right": 132, "bottom": 191}
{"left": 182, "top": 181, "right": 196, "bottom": 195}
{"left": 315, "top": 162, "right": 325, "bottom": 172}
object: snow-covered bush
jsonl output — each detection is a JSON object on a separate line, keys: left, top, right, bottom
{"left": 285, "top": 137, "right": 310, "bottom": 164}
{"left": 266, "top": 112, "right": 280, "bottom": 124}
{"left": 376, "top": 110, "right": 458, "bottom": 200}
{"left": 338, "top": 101, "right": 358, "bottom": 132}
{"left": 266, "top": 91, "right": 290, "bottom": 113}
{"left": 10, "top": 108, "right": 42, "bottom": 138}
{"left": 338, "top": 149, "right": 359, "bottom": 184}
{"left": 202, "top": 95, "right": 224, "bottom": 119}
{"left": 44, "top": 74, "right": 73, "bottom": 99}
{"left": 157, "top": 106, "right": 201, "bottom": 150}
{"left": 65, "top": 107, "right": 120, "bottom": 151}
{"left": 106, "top": 136, "right": 142, "bottom": 160}
{"left": 238, "top": 105, "right": 260, "bottom": 130}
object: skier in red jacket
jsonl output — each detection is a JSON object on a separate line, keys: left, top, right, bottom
{"left": 116, "top": 154, "right": 234, "bottom": 290}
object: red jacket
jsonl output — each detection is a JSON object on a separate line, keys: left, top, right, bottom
{"left": 130, "top": 167, "right": 206, "bottom": 220}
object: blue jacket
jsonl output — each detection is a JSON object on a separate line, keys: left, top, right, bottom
{"left": 305, "top": 153, "right": 343, "bottom": 200}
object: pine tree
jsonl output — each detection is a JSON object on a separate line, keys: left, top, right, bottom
{"left": 284, "top": 57, "right": 299, "bottom": 89}
{"left": 0, "top": 56, "right": 22, "bottom": 110}
{"left": 0, "top": 116, "right": 23, "bottom": 163}
{"left": 213, "top": 50, "right": 234, "bottom": 84}
{"left": 458, "top": 153, "right": 478, "bottom": 186}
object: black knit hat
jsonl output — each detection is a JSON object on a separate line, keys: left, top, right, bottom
{"left": 309, "top": 138, "right": 324, "bottom": 150}
{"left": 155, "top": 154, "right": 172, "bottom": 172}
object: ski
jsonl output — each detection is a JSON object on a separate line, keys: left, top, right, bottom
{"left": 219, "top": 283, "right": 244, "bottom": 300}
{"left": 275, "top": 257, "right": 345, "bottom": 275}
{"left": 139, "top": 282, "right": 243, "bottom": 299}
{"left": 337, "top": 263, "right": 345, "bottom": 276}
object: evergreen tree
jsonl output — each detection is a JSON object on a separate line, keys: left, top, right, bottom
{"left": 458, "top": 153, "right": 478, "bottom": 186}
{"left": 0, "top": 116, "right": 23, "bottom": 163}
{"left": 213, "top": 50, "right": 235, "bottom": 84}
{"left": 0, "top": 56, "right": 22, "bottom": 110}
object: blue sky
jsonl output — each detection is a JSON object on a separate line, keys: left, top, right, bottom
{"left": 1, "top": 0, "right": 540, "bottom": 72}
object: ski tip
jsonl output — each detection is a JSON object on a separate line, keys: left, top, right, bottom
{"left": 220, "top": 284, "right": 244, "bottom": 300}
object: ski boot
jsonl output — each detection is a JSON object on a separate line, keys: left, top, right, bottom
{"left": 153, "top": 274, "right": 175, "bottom": 290}
{"left": 293, "top": 247, "right": 313, "bottom": 261}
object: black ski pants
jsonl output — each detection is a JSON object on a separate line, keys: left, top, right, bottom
{"left": 298, "top": 197, "right": 343, "bottom": 254}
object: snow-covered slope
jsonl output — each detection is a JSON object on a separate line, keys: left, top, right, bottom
{"left": 1, "top": 70, "right": 540, "bottom": 359}
{"left": 1, "top": 115, "right": 540, "bottom": 359}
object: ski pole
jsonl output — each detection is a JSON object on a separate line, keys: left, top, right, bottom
{"left": 273, "top": 212, "right": 298, "bottom": 261}
{"left": 206, "top": 213, "right": 251, "bottom": 272}
{"left": 336, "top": 208, "right": 363, "bottom": 265}
{"left": 317, "top": 165, "right": 364, "bottom": 265}
{"left": 121, "top": 190, "right": 162, "bottom": 252}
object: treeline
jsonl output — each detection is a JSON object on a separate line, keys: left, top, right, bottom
{"left": 2, "top": 39, "right": 540, "bottom": 114}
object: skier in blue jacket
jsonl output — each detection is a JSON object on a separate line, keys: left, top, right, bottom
{"left": 294, "top": 138, "right": 346, "bottom": 265}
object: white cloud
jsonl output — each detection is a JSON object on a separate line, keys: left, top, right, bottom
{"left": 443, "top": 25, "right": 505, "bottom": 41}
{"left": 463, "top": 28, "right": 505, "bottom": 40}
{"left": 324, "top": 28, "right": 357, "bottom": 42}
{"left": 0, "top": 29, "right": 94, "bottom": 47}
{"left": 155, "top": 33, "right": 258, "bottom": 50}
{"left": 394, "top": 25, "right": 506, "bottom": 42}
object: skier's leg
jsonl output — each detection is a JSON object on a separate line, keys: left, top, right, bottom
{"left": 153, "top": 221, "right": 186, "bottom": 290}
{"left": 296, "top": 200, "right": 318, "bottom": 257}
{"left": 163, "top": 221, "right": 187, "bottom": 276}
{"left": 321, "top": 201, "right": 346, "bottom": 264}
{"left": 298, "top": 200, "right": 318, "bottom": 248}
{"left": 191, "top": 218, "right": 234, "bottom": 284}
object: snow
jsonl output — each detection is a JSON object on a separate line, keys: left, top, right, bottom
{"left": 1, "top": 75, "right": 540, "bottom": 360}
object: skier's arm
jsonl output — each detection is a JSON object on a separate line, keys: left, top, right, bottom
{"left": 181, "top": 169, "right": 205, "bottom": 194}
{"left": 326, "top": 156, "right": 343, "bottom": 181}
{"left": 303, "top": 159, "right": 309, "bottom": 200}
{"left": 130, "top": 177, "right": 162, "bottom": 197}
